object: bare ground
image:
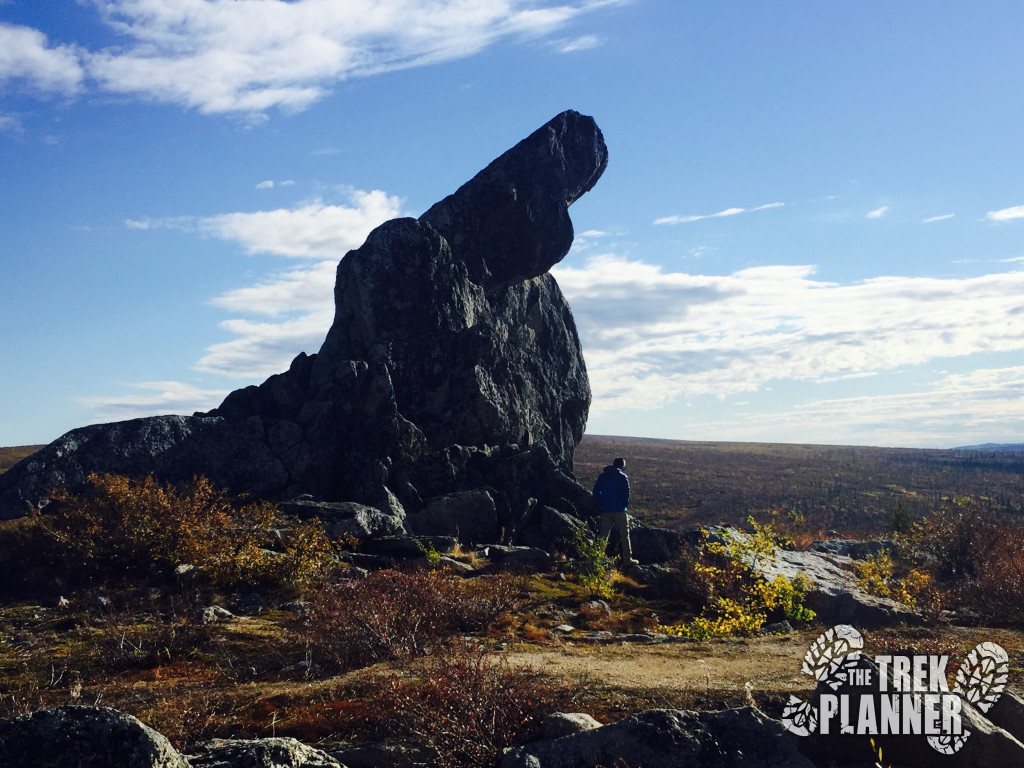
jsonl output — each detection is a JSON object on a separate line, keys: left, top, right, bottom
{"left": 504, "top": 625, "right": 1024, "bottom": 720}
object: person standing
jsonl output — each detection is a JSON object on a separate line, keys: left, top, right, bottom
{"left": 592, "top": 457, "right": 638, "bottom": 564}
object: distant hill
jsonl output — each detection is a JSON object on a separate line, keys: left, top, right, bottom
{"left": 574, "top": 434, "right": 1024, "bottom": 536}
{"left": 955, "top": 443, "right": 1024, "bottom": 453}
{"left": 0, "top": 446, "right": 43, "bottom": 475}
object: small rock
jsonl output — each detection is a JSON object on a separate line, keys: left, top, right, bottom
{"left": 760, "top": 620, "right": 794, "bottom": 635}
{"left": 343, "top": 552, "right": 394, "bottom": 570}
{"left": 90, "top": 595, "right": 112, "bottom": 611}
{"left": 542, "top": 712, "right": 603, "bottom": 740}
{"left": 360, "top": 535, "right": 456, "bottom": 559}
{"left": 553, "top": 624, "right": 576, "bottom": 633}
{"left": 493, "top": 547, "right": 552, "bottom": 571}
{"left": 200, "top": 605, "right": 235, "bottom": 624}
{"left": 437, "top": 556, "right": 475, "bottom": 573}
{"left": 329, "top": 739, "right": 427, "bottom": 768}
{"left": 579, "top": 631, "right": 615, "bottom": 644}
{"left": 232, "top": 593, "right": 264, "bottom": 616}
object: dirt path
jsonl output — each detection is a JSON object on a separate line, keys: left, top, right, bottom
{"left": 506, "top": 626, "right": 1024, "bottom": 704}
{"left": 506, "top": 632, "right": 819, "bottom": 704}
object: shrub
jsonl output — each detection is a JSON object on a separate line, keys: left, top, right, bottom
{"left": 0, "top": 473, "right": 337, "bottom": 595}
{"left": 300, "top": 569, "right": 527, "bottom": 671}
{"left": 564, "top": 528, "right": 616, "bottom": 598}
{"left": 874, "top": 496, "right": 1024, "bottom": 626}
{"left": 660, "top": 519, "right": 815, "bottom": 639}
{"left": 373, "top": 643, "right": 582, "bottom": 768}
{"left": 907, "top": 495, "right": 997, "bottom": 582}
{"left": 853, "top": 550, "right": 931, "bottom": 608}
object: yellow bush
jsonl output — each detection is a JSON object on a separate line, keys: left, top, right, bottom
{"left": 853, "top": 550, "right": 931, "bottom": 608}
{"left": 659, "top": 520, "right": 815, "bottom": 639}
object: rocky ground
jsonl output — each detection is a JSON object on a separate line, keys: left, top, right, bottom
{"left": 3, "top": 548, "right": 1024, "bottom": 768}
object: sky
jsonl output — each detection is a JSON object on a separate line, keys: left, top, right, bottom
{"left": 2, "top": 1, "right": 1024, "bottom": 450}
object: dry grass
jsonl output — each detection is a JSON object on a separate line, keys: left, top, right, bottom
{"left": 575, "top": 434, "right": 1024, "bottom": 536}
{"left": 0, "top": 446, "right": 42, "bottom": 475}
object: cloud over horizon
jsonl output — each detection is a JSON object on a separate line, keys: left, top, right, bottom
{"left": 681, "top": 365, "right": 1024, "bottom": 447}
{"left": 552, "top": 254, "right": 1024, "bottom": 420}
{"left": 81, "top": 381, "right": 232, "bottom": 423}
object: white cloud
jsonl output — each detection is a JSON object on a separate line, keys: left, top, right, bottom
{"left": 23, "top": 0, "right": 614, "bottom": 116}
{"left": 922, "top": 213, "right": 954, "bottom": 223}
{"left": 122, "top": 188, "right": 402, "bottom": 377}
{"left": 552, "top": 254, "right": 1024, "bottom": 418}
{"left": 200, "top": 190, "right": 403, "bottom": 257}
{"left": 866, "top": 205, "right": 889, "bottom": 219}
{"left": 126, "top": 188, "right": 402, "bottom": 258}
{"left": 987, "top": 205, "right": 1024, "bottom": 222}
{"left": 255, "top": 179, "right": 293, "bottom": 190}
{"left": 210, "top": 260, "right": 338, "bottom": 318}
{"left": 195, "top": 311, "right": 335, "bottom": 378}
{"left": 655, "top": 202, "right": 783, "bottom": 225}
{"left": 556, "top": 34, "right": 603, "bottom": 53}
{"left": 124, "top": 215, "right": 194, "bottom": 231}
{"left": 81, "top": 381, "right": 231, "bottom": 422}
{"left": 686, "top": 366, "right": 1024, "bottom": 446}
{"left": 0, "top": 23, "right": 84, "bottom": 95}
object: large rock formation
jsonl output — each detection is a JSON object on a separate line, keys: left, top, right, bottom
{"left": 0, "top": 110, "right": 607, "bottom": 539}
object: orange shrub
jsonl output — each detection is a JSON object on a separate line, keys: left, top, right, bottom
{"left": 300, "top": 569, "right": 527, "bottom": 671}
{"left": 0, "top": 473, "right": 337, "bottom": 594}
{"left": 372, "top": 644, "right": 581, "bottom": 768}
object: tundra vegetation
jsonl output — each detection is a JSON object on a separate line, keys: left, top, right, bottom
{"left": 2, "top": 437, "right": 1024, "bottom": 767}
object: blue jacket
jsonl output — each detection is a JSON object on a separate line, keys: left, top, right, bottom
{"left": 593, "top": 465, "right": 630, "bottom": 513}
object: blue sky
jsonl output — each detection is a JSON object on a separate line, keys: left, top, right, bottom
{"left": 3, "top": 1, "right": 1024, "bottom": 449}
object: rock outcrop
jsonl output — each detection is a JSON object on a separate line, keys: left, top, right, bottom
{"left": 0, "top": 706, "right": 349, "bottom": 768}
{"left": 710, "top": 528, "right": 920, "bottom": 629}
{"left": 188, "top": 737, "right": 343, "bottom": 768}
{"left": 0, "top": 706, "right": 190, "bottom": 768}
{"left": 0, "top": 110, "right": 608, "bottom": 539}
{"left": 760, "top": 543, "right": 920, "bottom": 629}
{"left": 501, "top": 707, "right": 816, "bottom": 768}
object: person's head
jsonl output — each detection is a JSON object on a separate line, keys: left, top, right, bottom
{"left": 613, "top": 457, "right": 625, "bottom": 469}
